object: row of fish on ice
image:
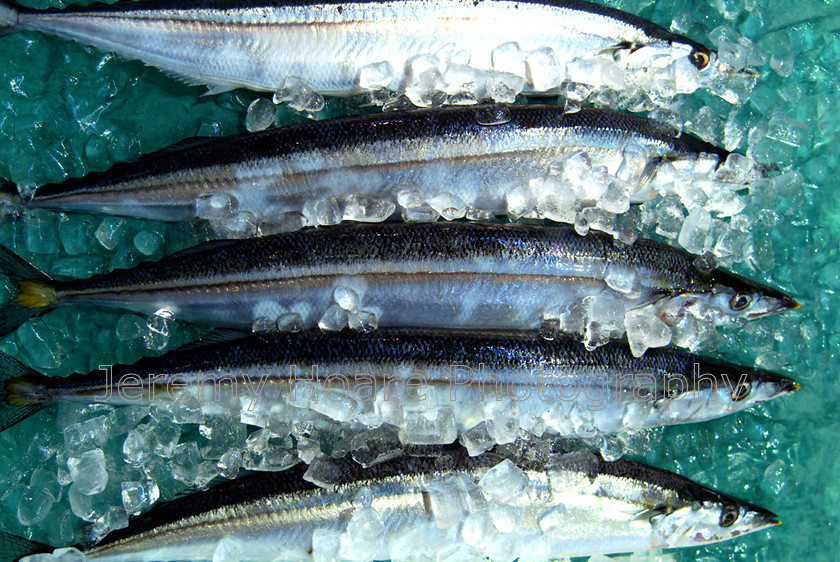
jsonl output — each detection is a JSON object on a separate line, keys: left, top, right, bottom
{"left": 0, "top": 0, "right": 800, "bottom": 560}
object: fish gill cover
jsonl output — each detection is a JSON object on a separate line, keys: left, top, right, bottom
{"left": 0, "top": 0, "right": 835, "bottom": 560}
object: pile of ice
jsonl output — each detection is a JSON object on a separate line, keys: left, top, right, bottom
{"left": 243, "top": 34, "right": 758, "bottom": 117}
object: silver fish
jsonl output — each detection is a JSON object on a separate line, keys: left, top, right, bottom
{"left": 0, "top": 222, "right": 798, "bottom": 339}
{"left": 19, "top": 104, "right": 740, "bottom": 225}
{"left": 0, "top": 0, "right": 718, "bottom": 96}
{"left": 0, "top": 329, "right": 799, "bottom": 439}
{"left": 7, "top": 445, "right": 781, "bottom": 560}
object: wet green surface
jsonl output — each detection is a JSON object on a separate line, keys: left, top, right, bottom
{"left": 0, "top": 0, "right": 837, "bottom": 559}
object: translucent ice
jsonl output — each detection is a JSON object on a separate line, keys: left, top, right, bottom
{"left": 357, "top": 61, "right": 395, "bottom": 90}
{"left": 121, "top": 480, "right": 160, "bottom": 515}
{"left": 170, "top": 442, "right": 201, "bottom": 486}
{"left": 678, "top": 207, "right": 713, "bottom": 254}
{"left": 196, "top": 193, "right": 237, "bottom": 220}
{"left": 625, "top": 308, "right": 673, "bottom": 357}
{"left": 343, "top": 195, "right": 396, "bottom": 222}
{"left": 319, "top": 304, "right": 349, "bottom": 331}
{"left": 93, "top": 217, "right": 126, "bottom": 250}
{"left": 144, "top": 308, "right": 175, "bottom": 351}
{"left": 478, "top": 459, "right": 528, "bottom": 502}
{"left": 245, "top": 98, "right": 276, "bottom": 132}
{"left": 427, "top": 192, "right": 467, "bottom": 220}
{"left": 67, "top": 448, "right": 108, "bottom": 495}
{"left": 399, "top": 408, "right": 457, "bottom": 445}
{"left": 63, "top": 415, "right": 111, "bottom": 454}
{"left": 274, "top": 77, "right": 325, "bottom": 114}
{"left": 340, "top": 507, "right": 386, "bottom": 561}
{"left": 17, "top": 486, "right": 54, "bottom": 526}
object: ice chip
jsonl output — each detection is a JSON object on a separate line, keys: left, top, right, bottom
{"left": 274, "top": 76, "right": 325, "bottom": 113}
{"left": 402, "top": 204, "right": 440, "bottom": 222}
{"left": 334, "top": 286, "right": 360, "bottom": 312}
{"left": 525, "top": 47, "right": 564, "bottom": 91}
{"left": 121, "top": 480, "right": 160, "bottom": 515}
{"left": 505, "top": 184, "right": 535, "bottom": 220}
{"left": 459, "top": 422, "right": 495, "bottom": 456}
{"left": 625, "top": 307, "right": 672, "bottom": 357}
{"left": 93, "top": 217, "right": 126, "bottom": 250}
{"left": 170, "top": 442, "right": 201, "bottom": 486}
{"left": 348, "top": 310, "right": 378, "bottom": 333}
{"left": 133, "top": 230, "right": 163, "bottom": 256}
{"left": 485, "top": 71, "right": 525, "bottom": 103}
{"left": 316, "top": 197, "right": 342, "bottom": 226}
{"left": 17, "top": 486, "right": 54, "bottom": 526}
{"left": 218, "top": 211, "right": 257, "bottom": 239}
{"left": 63, "top": 415, "right": 111, "bottom": 454}
{"left": 491, "top": 42, "right": 525, "bottom": 76}
{"left": 478, "top": 459, "right": 528, "bottom": 502}
{"left": 318, "top": 304, "right": 348, "bottom": 331}
{"left": 304, "top": 456, "right": 345, "bottom": 490}
{"left": 144, "top": 308, "right": 175, "bottom": 351}
{"left": 399, "top": 407, "right": 457, "bottom": 445}
{"left": 277, "top": 312, "right": 304, "bottom": 332}
{"left": 484, "top": 398, "right": 519, "bottom": 445}
{"left": 196, "top": 192, "right": 237, "bottom": 220}
{"left": 357, "top": 61, "right": 395, "bottom": 90}
{"left": 426, "top": 192, "right": 466, "bottom": 220}
{"left": 67, "top": 448, "right": 108, "bottom": 495}
{"left": 340, "top": 507, "right": 386, "bottom": 561}
{"left": 245, "top": 98, "right": 276, "bottom": 132}
{"left": 678, "top": 207, "right": 713, "bottom": 254}
{"left": 123, "top": 424, "right": 154, "bottom": 465}
{"left": 343, "top": 195, "right": 396, "bottom": 222}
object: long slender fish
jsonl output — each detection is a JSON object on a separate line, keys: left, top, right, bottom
{"left": 0, "top": 328, "right": 799, "bottom": 438}
{"left": 0, "top": 0, "right": 719, "bottom": 96}
{"left": 18, "top": 104, "right": 741, "bottom": 225}
{"left": 0, "top": 222, "right": 798, "bottom": 339}
{"left": 6, "top": 445, "right": 780, "bottom": 561}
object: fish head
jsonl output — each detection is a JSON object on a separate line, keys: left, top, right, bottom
{"left": 661, "top": 357, "right": 800, "bottom": 422}
{"left": 650, "top": 497, "right": 780, "bottom": 548}
{"left": 674, "top": 268, "right": 799, "bottom": 323}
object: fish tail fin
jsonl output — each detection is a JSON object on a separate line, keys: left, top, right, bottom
{"left": 0, "top": 2, "right": 19, "bottom": 33}
{"left": 0, "top": 244, "right": 57, "bottom": 336}
{"left": 0, "top": 353, "right": 50, "bottom": 432}
{"left": 0, "top": 530, "right": 51, "bottom": 561}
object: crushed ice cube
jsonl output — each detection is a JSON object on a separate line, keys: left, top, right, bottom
{"left": 274, "top": 77, "right": 325, "bottom": 113}
{"left": 625, "top": 307, "right": 673, "bottom": 357}
{"left": 478, "top": 459, "right": 528, "bottom": 502}
{"left": 357, "top": 61, "right": 395, "bottom": 90}
{"left": 245, "top": 98, "right": 276, "bottom": 132}
{"left": 67, "top": 448, "right": 108, "bottom": 495}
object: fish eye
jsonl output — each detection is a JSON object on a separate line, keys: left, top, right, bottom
{"left": 690, "top": 49, "right": 711, "bottom": 70}
{"left": 730, "top": 293, "right": 752, "bottom": 311}
{"left": 730, "top": 382, "right": 751, "bottom": 402}
{"left": 720, "top": 505, "right": 739, "bottom": 527}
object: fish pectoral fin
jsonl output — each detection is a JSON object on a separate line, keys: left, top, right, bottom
{"left": 204, "top": 84, "right": 239, "bottom": 96}
{"left": 628, "top": 292, "right": 669, "bottom": 312}
{"left": 597, "top": 40, "right": 637, "bottom": 59}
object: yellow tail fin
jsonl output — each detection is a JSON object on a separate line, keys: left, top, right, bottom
{"left": 14, "top": 280, "right": 57, "bottom": 309}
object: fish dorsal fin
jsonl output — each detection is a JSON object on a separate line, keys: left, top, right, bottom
{"left": 176, "top": 329, "right": 252, "bottom": 352}
{"left": 168, "top": 238, "right": 239, "bottom": 259}
{"left": 153, "top": 136, "right": 222, "bottom": 156}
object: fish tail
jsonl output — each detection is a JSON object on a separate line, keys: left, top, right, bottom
{"left": 0, "top": 353, "right": 51, "bottom": 432}
{"left": 0, "top": 244, "right": 57, "bottom": 336}
{"left": 0, "top": 2, "right": 19, "bottom": 33}
{"left": 0, "top": 530, "right": 52, "bottom": 561}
